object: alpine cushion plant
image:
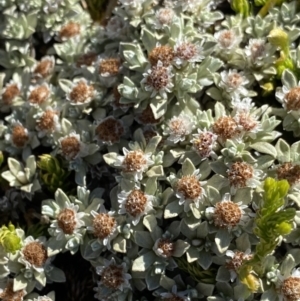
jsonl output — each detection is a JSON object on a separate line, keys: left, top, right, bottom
{"left": 1, "top": 0, "right": 300, "bottom": 300}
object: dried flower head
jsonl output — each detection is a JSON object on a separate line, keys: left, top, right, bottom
{"left": 142, "top": 60, "right": 174, "bottom": 98}
{"left": 136, "top": 105, "right": 161, "bottom": 125}
{"left": 33, "top": 56, "right": 55, "bottom": 79}
{"left": 284, "top": 87, "right": 300, "bottom": 111}
{"left": 96, "top": 258, "right": 131, "bottom": 292}
{"left": 68, "top": 80, "right": 94, "bottom": 104}
{"left": 95, "top": 116, "right": 124, "bottom": 145}
{"left": 191, "top": 129, "right": 218, "bottom": 158}
{"left": 175, "top": 170, "right": 206, "bottom": 211}
{"left": 235, "top": 112, "right": 259, "bottom": 134}
{"left": 36, "top": 109, "right": 60, "bottom": 133}
{"left": 153, "top": 238, "right": 175, "bottom": 258}
{"left": 281, "top": 277, "right": 300, "bottom": 301}
{"left": 164, "top": 115, "right": 194, "bottom": 143}
{"left": 213, "top": 200, "right": 242, "bottom": 228}
{"left": 76, "top": 52, "right": 97, "bottom": 67}
{"left": 0, "top": 279, "right": 25, "bottom": 301}
{"left": 59, "top": 21, "right": 81, "bottom": 40}
{"left": 11, "top": 124, "right": 29, "bottom": 148}
{"left": 227, "top": 162, "right": 262, "bottom": 193}
{"left": 51, "top": 203, "right": 85, "bottom": 240}
{"left": 148, "top": 45, "right": 174, "bottom": 66}
{"left": 213, "top": 116, "right": 240, "bottom": 141}
{"left": 226, "top": 249, "right": 253, "bottom": 281}
{"left": 88, "top": 208, "right": 117, "bottom": 249}
{"left": 99, "top": 58, "right": 121, "bottom": 77}
{"left": 28, "top": 84, "right": 50, "bottom": 105}
{"left": 278, "top": 269, "right": 300, "bottom": 301}
{"left": 226, "top": 250, "right": 253, "bottom": 272}
{"left": 92, "top": 213, "right": 117, "bottom": 240}
{"left": 118, "top": 189, "right": 153, "bottom": 225}
{"left": 59, "top": 136, "right": 80, "bottom": 160}
{"left": 115, "top": 148, "right": 154, "bottom": 180}
{"left": 1, "top": 83, "right": 20, "bottom": 106}
{"left": 22, "top": 241, "right": 48, "bottom": 267}
{"left": 276, "top": 162, "right": 300, "bottom": 188}
{"left": 57, "top": 208, "right": 77, "bottom": 235}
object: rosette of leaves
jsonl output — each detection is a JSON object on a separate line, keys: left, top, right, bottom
{"left": 1, "top": 156, "right": 41, "bottom": 199}
{"left": 37, "top": 154, "right": 73, "bottom": 194}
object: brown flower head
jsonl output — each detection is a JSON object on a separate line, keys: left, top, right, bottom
{"left": 2, "top": 83, "right": 20, "bottom": 105}
{"left": 213, "top": 116, "right": 240, "bottom": 141}
{"left": 95, "top": 117, "right": 124, "bottom": 145}
{"left": 59, "top": 21, "right": 81, "bottom": 40}
{"left": 28, "top": 85, "right": 50, "bottom": 105}
{"left": 12, "top": 125, "right": 29, "bottom": 148}
{"left": 148, "top": 45, "right": 174, "bottom": 66}
{"left": 22, "top": 241, "right": 48, "bottom": 267}
{"left": 57, "top": 208, "right": 77, "bottom": 234}
{"left": 92, "top": 213, "right": 117, "bottom": 239}
{"left": 285, "top": 87, "right": 300, "bottom": 111}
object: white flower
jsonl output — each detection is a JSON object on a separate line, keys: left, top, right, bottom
{"left": 276, "top": 82, "right": 300, "bottom": 119}
{"left": 219, "top": 69, "right": 249, "bottom": 99}
{"left": 118, "top": 188, "right": 154, "bottom": 225}
{"left": 0, "top": 80, "right": 22, "bottom": 113}
{"left": 164, "top": 114, "right": 194, "bottom": 143}
{"left": 153, "top": 7, "right": 175, "bottom": 29}
{"left": 87, "top": 206, "right": 118, "bottom": 250}
{"left": 173, "top": 39, "right": 204, "bottom": 67}
{"left": 231, "top": 97, "right": 255, "bottom": 114}
{"left": 141, "top": 60, "right": 174, "bottom": 99}
{"left": 27, "top": 83, "right": 52, "bottom": 107}
{"left": 153, "top": 238, "right": 175, "bottom": 258}
{"left": 245, "top": 38, "right": 267, "bottom": 62}
{"left": 191, "top": 128, "right": 218, "bottom": 159}
{"left": 66, "top": 78, "right": 95, "bottom": 105}
{"left": 214, "top": 28, "right": 242, "bottom": 50}
{"left": 114, "top": 147, "right": 154, "bottom": 181}
{"left": 174, "top": 169, "right": 206, "bottom": 212}
{"left": 50, "top": 203, "right": 85, "bottom": 241}
{"left": 32, "top": 56, "right": 55, "bottom": 80}
{"left": 225, "top": 249, "right": 253, "bottom": 282}
{"left": 95, "top": 258, "right": 131, "bottom": 292}
{"left": 35, "top": 107, "right": 61, "bottom": 138}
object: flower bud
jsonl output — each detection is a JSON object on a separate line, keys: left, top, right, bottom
{"left": 241, "top": 273, "right": 260, "bottom": 292}
{"left": 230, "top": 0, "right": 250, "bottom": 17}
{"left": 0, "top": 223, "right": 21, "bottom": 254}
{"left": 268, "top": 28, "right": 289, "bottom": 55}
{"left": 276, "top": 221, "right": 293, "bottom": 235}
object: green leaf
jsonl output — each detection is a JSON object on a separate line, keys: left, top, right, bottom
{"left": 134, "top": 231, "right": 154, "bottom": 249}
{"left": 164, "top": 201, "right": 182, "bottom": 218}
{"left": 182, "top": 158, "right": 196, "bottom": 176}
{"left": 132, "top": 251, "right": 156, "bottom": 272}
{"left": 275, "top": 139, "right": 290, "bottom": 162}
{"left": 250, "top": 142, "right": 277, "bottom": 157}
